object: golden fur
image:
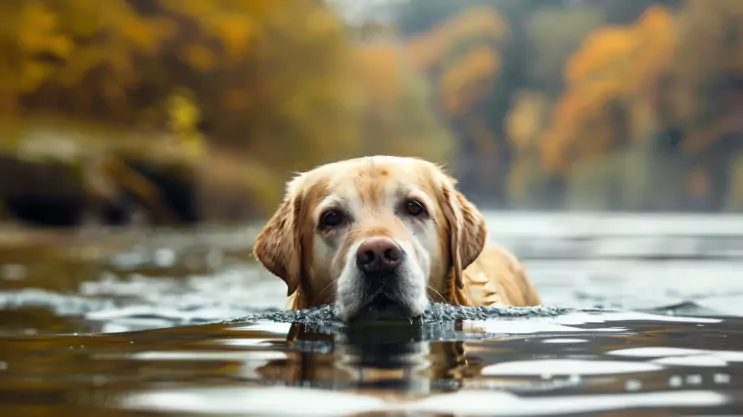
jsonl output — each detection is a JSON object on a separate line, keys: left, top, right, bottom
{"left": 254, "top": 156, "right": 541, "bottom": 317}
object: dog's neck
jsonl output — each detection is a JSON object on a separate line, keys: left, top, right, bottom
{"left": 285, "top": 287, "right": 310, "bottom": 310}
{"left": 444, "top": 270, "right": 472, "bottom": 306}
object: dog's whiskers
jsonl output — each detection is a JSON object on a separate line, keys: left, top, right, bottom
{"left": 427, "top": 284, "right": 446, "bottom": 303}
{"left": 314, "top": 281, "right": 337, "bottom": 303}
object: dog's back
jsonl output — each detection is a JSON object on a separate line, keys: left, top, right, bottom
{"left": 462, "top": 244, "right": 541, "bottom": 307}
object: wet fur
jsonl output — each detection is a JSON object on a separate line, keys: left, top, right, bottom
{"left": 253, "top": 156, "right": 541, "bottom": 320}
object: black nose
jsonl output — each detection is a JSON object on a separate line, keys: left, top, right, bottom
{"left": 356, "top": 237, "right": 403, "bottom": 273}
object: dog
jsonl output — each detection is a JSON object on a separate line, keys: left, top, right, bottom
{"left": 253, "top": 156, "right": 541, "bottom": 323}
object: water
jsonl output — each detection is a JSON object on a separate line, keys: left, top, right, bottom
{"left": 1, "top": 212, "right": 743, "bottom": 416}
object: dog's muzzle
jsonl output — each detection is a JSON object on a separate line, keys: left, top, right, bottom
{"left": 351, "top": 237, "right": 413, "bottom": 322}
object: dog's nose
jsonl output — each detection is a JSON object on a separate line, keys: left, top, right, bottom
{"left": 356, "top": 237, "right": 403, "bottom": 273}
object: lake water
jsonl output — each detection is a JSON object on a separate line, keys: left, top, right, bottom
{"left": 1, "top": 211, "right": 743, "bottom": 416}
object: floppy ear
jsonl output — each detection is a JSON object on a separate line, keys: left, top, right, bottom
{"left": 440, "top": 174, "right": 488, "bottom": 289}
{"left": 253, "top": 191, "right": 304, "bottom": 296}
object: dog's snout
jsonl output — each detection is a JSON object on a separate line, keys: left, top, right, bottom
{"left": 356, "top": 237, "right": 403, "bottom": 273}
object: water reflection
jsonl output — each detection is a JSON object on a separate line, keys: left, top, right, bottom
{"left": 271, "top": 321, "right": 467, "bottom": 395}
{"left": 0, "top": 309, "right": 742, "bottom": 416}
{"left": 2, "top": 215, "right": 743, "bottom": 416}
{"left": 110, "top": 313, "right": 743, "bottom": 416}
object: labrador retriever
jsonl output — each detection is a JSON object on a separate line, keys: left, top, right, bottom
{"left": 253, "top": 156, "right": 541, "bottom": 322}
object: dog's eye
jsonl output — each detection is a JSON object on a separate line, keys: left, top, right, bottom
{"left": 405, "top": 200, "right": 426, "bottom": 217}
{"left": 320, "top": 210, "right": 344, "bottom": 228}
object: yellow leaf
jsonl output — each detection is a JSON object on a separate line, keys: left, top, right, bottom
{"left": 182, "top": 44, "right": 216, "bottom": 72}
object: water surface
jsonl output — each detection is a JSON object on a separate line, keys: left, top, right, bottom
{"left": 1, "top": 212, "right": 743, "bottom": 416}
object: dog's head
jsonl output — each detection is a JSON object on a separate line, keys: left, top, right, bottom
{"left": 253, "top": 156, "right": 487, "bottom": 322}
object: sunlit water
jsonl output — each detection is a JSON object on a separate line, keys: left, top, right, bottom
{"left": 1, "top": 212, "right": 743, "bottom": 416}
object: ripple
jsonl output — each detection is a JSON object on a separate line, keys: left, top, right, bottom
{"left": 607, "top": 347, "right": 743, "bottom": 368}
{"left": 227, "top": 322, "right": 294, "bottom": 335}
{"left": 555, "top": 311, "right": 722, "bottom": 326}
{"left": 410, "top": 389, "right": 727, "bottom": 416}
{"left": 541, "top": 338, "right": 588, "bottom": 344}
{"left": 128, "top": 351, "right": 287, "bottom": 361}
{"left": 121, "top": 386, "right": 728, "bottom": 416}
{"left": 610, "top": 347, "right": 743, "bottom": 362}
{"left": 652, "top": 355, "right": 729, "bottom": 367}
{"left": 481, "top": 359, "right": 663, "bottom": 376}
{"left": 608, "top": 347, "right": 713, "bottom": 357}
{"left": 121, "top": 386, "right": 387, "bottom": 416}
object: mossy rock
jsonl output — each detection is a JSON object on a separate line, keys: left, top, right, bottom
{"left": 0, "top": 155, "right": 89, "bottom": 226}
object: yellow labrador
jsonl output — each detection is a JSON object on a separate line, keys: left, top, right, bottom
{"left": 254, "top": 156, "right": 541, "bottom": 322}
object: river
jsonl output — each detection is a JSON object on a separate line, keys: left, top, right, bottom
{"left": 1, "top": 211, "right": 743, "bottom": 416}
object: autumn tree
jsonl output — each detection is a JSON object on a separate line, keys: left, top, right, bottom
{"left": 400, "top": 5, "right": 511, "bottom": 196}
{"left": 0, "top": 0, "right": 364, "bottom": 220}
{"left": 655, "top": 0, "right": 743, "bottom": 210}
{"left": 525, "top": 6, "right": 605, "bottom": 95}
{"left": 504, "top": 90, "right": 558, "bottom": 208}
{"left": 660, "top": 0, "right": 743, "bottom": 154}
{"left": 354, "top": 41, "right": 454, "bottom": 163}
{"left": 537, "top": 5, "right": 677, "bottom": 175}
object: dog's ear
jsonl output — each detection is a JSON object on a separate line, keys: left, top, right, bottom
{"left": 253, "top": 189, "right": 304, "bottom": 296}
{"left": 440, "top": 174, "right": 488, "bottom": 289}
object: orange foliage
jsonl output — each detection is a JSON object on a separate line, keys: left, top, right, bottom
{"left": 538, "top": 91, "right": 616, "bottom": 173}
{"left": 352, "top": 40, "right": 454, "bottom": 164}
{"left": 354, "top": 5, "right": 508, "bottom": 129}
{"left": 661, "top": 0, "right": 743, "bottom": 156}
{"left": 539, "top": 5, "right": 678, "bottom": 174}
{"left": 355, "top": 43, "right": 404, "bottom": 107}
{"left": 564, "top": 27, "right": 634, "bottom": 96}
{"left": 0, "top": 0, "right": 367, "bottom": 215}
{"left": 407, "top": 6, "right": 508, "bottom": 71}
{"left": 440, "top": 46, "right": 500, "bottom": 116}
{"left": 506, "top": 91, "right": 549, "bottom": 153}
{"left": 565, "top": 5, "right": 676, "bottom": 96}
{"left": 0, "top": 0, "right": 174, "bottom": 105}
{"left": 403, "top": 5, "right": 509, "bottom": 131}
{"left": 630, "top": 6, "right": 677, "bottom": 88}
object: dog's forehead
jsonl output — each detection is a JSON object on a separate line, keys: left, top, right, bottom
{"left": 309, "top": 157, "right": 439, "bottom": 201}
{"left": 324, "top": 156, "right": 431, "bottom": 175}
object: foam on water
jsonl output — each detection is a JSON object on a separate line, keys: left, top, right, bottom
{"left": 225, "top": 302, "right": 572, "bottom": 330}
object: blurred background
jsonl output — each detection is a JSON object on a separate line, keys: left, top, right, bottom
{"left": 1, "top": 0, "right": 742, "bottom": 229}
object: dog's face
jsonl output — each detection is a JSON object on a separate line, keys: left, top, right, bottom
{"left": 254, "top": 156, "right": 487, "bottom": 323}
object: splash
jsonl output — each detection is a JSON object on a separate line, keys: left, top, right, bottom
{"left": 226, "top": 302, "right": 572, "bottom": 329}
